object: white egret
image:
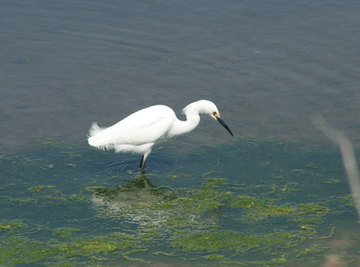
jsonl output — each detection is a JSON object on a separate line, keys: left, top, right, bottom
{"left": 88, "top": 100, "right": 233, "bottom": 171}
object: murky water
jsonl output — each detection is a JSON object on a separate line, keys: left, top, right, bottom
{"left": 1, "top": 0, "right": 360, "bottom": 266}
{"left": 0, "top": 140, "right": 359, "bottom": 266}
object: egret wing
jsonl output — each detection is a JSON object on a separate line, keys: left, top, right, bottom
{"left": 88, "top": 105, "right": 175, "bottom": 149}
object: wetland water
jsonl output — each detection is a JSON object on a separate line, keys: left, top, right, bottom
{"left": 0, "top": 141, "right": 359, "bottom": 266}
{"left": 1, "top": 0, "right": 360, "bottom": 266}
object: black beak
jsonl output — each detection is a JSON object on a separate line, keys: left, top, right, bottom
{"left": 216, "top": 117, "right": 234, "bottom": 136}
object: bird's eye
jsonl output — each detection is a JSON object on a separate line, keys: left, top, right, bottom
{"left": 212, "top": 112, "right": 218, "bottom": 116}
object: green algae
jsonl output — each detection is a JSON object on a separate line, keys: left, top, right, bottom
{"left": 203, "top": 254, "right": 225, "bottom": 261}
{"left": 0, "top": 220, "right": 26, "bottom": 232}
{"left": 0, "top": 237, "right": 49, "bottom": 266}
{"left": 0, "top": 179, "right": 353, "bottom": 266}
{"left": 229, "top": 194, "right": 330, "bottom": 225}
{"left": 28, "top": 185, "right": 57, "bottom": 192}
{"left": 172, "top": 231, "right": 297, "bottom": 254}
{"left": 56, "top": 237, "right": 120, "bottom": 256}
{"left": 295, "top": 244, "right": 327, "bottom": 257}
{"left": 2, "top": 184, "right": 88, "bottom": 205}
{"left": 0, "top": 233, "right": 142, "bottom": 266}
{"left": 53, "top": 227, "right": 81, "bottom": 239}
{"left": 129, "top": 177, "right": 344, "bottom": 265}
{"left": 0, "top": 140, "right": 359, "bottom": 266}
{"left": 2, "top": 175, "right": 340, "bottom": 265}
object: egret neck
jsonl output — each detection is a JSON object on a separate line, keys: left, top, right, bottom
{"left": 168, "top": 112, "right": 201, "bottom": 137}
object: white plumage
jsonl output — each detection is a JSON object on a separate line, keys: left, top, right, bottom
{"left": 88, "top": 100, "right": 233, "bottom": 171}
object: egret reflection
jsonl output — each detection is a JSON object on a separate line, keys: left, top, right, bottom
{"left": 89, "top": 174, "right": 172, "bottom": 228}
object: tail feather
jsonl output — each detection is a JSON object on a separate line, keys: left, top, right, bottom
{"left": 88, "top": 122, "right": 109, "bottom": 149}
{"left": 89, "top": 122, "right": 105, "bottom": 137}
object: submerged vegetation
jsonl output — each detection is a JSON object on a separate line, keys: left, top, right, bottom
{"left": 0, "top": 139, "right": 359, "bottom": 266}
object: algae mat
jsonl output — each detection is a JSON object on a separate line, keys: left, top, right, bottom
{"left": 0, "top": 139, "right": 359, "bottom": 266}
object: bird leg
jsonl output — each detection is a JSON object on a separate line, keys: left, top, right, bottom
{"left": 139, "top": 155, "right": 147, "bottom": 172}
{"left": 139, "top": 155, "right": 145, "bottom": 169}
{"left": 139, "top": 152, "right": 150, "bottom": 172}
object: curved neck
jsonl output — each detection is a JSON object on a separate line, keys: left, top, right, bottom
{"left": 169, "top": 112, "right": 201, "bottom": 137}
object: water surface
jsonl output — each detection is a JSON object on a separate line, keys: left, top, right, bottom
{"left": 1, "top": 0, "right": 360, "bottom": 148}
{"left": 0, "top": 140, "right": 359, "bottom": 266}
{"left": 1, "top": 1, "right": 360, "bottom": 266}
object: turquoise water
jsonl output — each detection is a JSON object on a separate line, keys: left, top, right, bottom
{"left": 0, "top": 139, "right": 359, "bottom": 266}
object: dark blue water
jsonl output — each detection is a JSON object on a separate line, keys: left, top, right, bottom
{"left": 1, "top": 0, "right": 360, "bottom": 149}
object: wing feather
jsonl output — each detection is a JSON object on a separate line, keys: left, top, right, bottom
{"left": 88, "top": 105, "right": 175, "bottom": 150}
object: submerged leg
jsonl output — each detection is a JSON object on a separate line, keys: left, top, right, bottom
{"left": 139, "top": 151, "right": 150, "bottom": 172}
{"left": 139, "top": 155, "right": 145, "bottom": 169}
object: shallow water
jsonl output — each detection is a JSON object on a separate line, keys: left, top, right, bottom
{"left": 0, "top": 139, "right": 359, "bottom": 266}
{"left": 1, "top": 1, "right": 360, "bottom": 266}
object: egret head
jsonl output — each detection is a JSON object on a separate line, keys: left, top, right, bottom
{"left": 211, "top": 110, "right": 234, "bottom": 136}
{"left": 184, "top": 100, "right": 233, "bottom": 136}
